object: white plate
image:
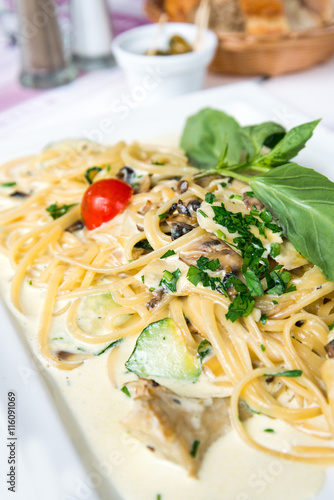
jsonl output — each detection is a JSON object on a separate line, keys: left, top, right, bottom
{"left": 0, "top": 81, "right": 333, "bottom": 500}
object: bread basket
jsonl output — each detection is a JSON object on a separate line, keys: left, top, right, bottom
{"left": 144, "top": 0, "right": 334, "bottom": 75}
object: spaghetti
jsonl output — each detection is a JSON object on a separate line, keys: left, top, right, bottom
{"left": 0, "top": 138, "right": 334, "bottom": 466}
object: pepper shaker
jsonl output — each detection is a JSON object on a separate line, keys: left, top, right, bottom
{"left": 71, "top": 0, "right": 115, "bottom": 71}
{"left": 16, "top": 0, "right": 76, "bottom": 88}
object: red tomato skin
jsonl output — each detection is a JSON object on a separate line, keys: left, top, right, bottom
{"left": 81, "top": 179, "right": 134, "bottom": 230}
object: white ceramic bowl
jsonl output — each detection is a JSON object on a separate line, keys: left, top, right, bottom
{"left": 111, "top": 23, "right": 218, "bottom": 103}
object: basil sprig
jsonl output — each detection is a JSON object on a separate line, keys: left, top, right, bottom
{"left": 249, "top": 164, "right": 334, "bottom": 281}
{"left": 181, "top": 109, "right": 334, "bottom": 281}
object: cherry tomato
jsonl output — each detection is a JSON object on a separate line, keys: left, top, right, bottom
{"left": 81, "top": 179, "right": 133, "bottom": 230}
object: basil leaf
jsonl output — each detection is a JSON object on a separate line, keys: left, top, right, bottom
{"left": 242, "top": 122, "right": 286, "bottom": 156}
{"left": 180, "top": 108, "right": 247, "bottom": 169}
{"left": 250, "top": 163, "right": 334, "bottom": 281}
{"left": 244, "top": 269, "right": 265, "bottom": 297}
{"left": 253, "top": 120, "right": 320, "bottom": 168}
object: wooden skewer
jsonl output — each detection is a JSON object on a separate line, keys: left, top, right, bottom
{"left": 194, "top": 0, "right": 210, "bottom": 51}
{"left": 147, "top": 13, "right": 168, "bottom": 55}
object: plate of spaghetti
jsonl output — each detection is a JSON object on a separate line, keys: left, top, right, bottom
{"left": 0, "top": 83, "right": 333, "bottom": 500}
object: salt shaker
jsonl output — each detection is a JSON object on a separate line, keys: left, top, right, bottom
{"left": 71, "top": 0, "right": 115, "bottom": 71}
{"left": 16, "top": 0, "right": 76, "bottom": 88}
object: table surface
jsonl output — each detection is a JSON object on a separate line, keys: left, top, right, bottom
{"left": 0, "top": 0, "right": 333, "bottom": 141}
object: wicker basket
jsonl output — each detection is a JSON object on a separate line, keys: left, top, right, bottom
{"left": 144, "top": 0, "right": 334, "bottom": 76}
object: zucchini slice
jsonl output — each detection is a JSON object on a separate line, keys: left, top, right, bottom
{"left": 125, "top": 318, "right": 201, "bottom": 382}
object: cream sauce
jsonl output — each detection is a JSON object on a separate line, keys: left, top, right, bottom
{"left": 0, "top": 249, "right": 328, "bottom": 500}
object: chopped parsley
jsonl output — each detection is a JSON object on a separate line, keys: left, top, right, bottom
{"left": 198, "top": 339, "right": 212, "bottom": 362}
{"left": 149, "top": 287, "right": 155, "bottom": 292}
{"left": 329, "top": 321, "right": 334, "bottom": 331}
{"left": 121, "top": 386, "right": 131, "bottom": 398}
{"left": 85, "top": 166, "right": 101, "bottom": 184}
{"left": 250, "top": 209, "right": 260, "bottom": 216}
{"left": 152, "top": 161, "right": 165, "bottom": 166}
{"left": 29, "top": 280, "right": 33, "bottom": 286}
{"left": 197, "top": 256, "right": 220, "bottom": 272}
{"left": 135, "top": 239, "right": 153, "bottom": 250}
{"left": 226, "top": 292, "right": 256, "bottom": 323}
{"left": 260, "top": 344, "right": 266, "bottom": 352}
{"left": 198, "top": 209, "right": 208, "bottom": 218}
{"left": 260, "top": 209, "right": 273, "bottom": 223}
{"left": 156, "top": 495, "right": 162, "bottom": 500}
{"left": 263, "top": 369, "right": 302, "bottom": 378}
{"left": 159, "top": 269, "right": 181, "bottom": 293}
{"left": 270, "top": 242, "right": 281, "bottom": 259}
{"left": 141, "top": 275, "right": 145, "bottom": 284}
{"left": 272, "top": 300, "right": 278, "bottom": 305}
{"left": 46, "top": 202, "right": 77, "bottom": 220}
{"left": 260, "top": 314, "right": 267, "bottom": 325}
{"left": 1, "top": 181, "right": 16, "bottom": 187}
{"left": 265, "top": 269, "right": 294, "bottom": 295}
{"left": 205, "top": 192, "right": 216, "bottom": 204}
{"left": 187, "top": 264, "right": 227, "bottom": 294}
{"left": 244, "top": 269, "right": 264, "bottom": 297}
{"left": 264, "top": 428, "right": 274, "bottom": 433}
{"left": 160, "top": 249, "right": 176, "bottom": 259}
{"left": 96, "top": 339, "right": 122, "bottom": 356}
{"left": 216, "top": 229, "right": 226, "bottom": 239}
{"left": 190, "top": 439, "right": 200, "bottom": 458}
{"left": 158, "top": 212, "right": 168, "bottom": 220}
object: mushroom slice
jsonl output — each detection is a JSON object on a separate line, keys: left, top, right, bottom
{"left": 325, "top": 340, "right": 334, "bottom": 358}
{"left": 166, "top": 214, "right": 198, "bottom": 241}
{"left": 242, "top": 191, "right": 264, "bottom": 211}
{"left": 56, "top": 351, "right": 92, "bottom": 362}
{"left": 179, "top": 234, "right": 243, "bottom": 274}
{"left": 122, "top": 379, "right": 231, "bottom": 476}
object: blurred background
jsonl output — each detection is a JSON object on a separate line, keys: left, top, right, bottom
{"left": 0, "top": 0, "right": 333, "bottom": 136}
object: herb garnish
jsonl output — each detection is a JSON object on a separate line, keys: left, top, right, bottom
{"left": 135, "top": 239, "right": 153, "bottom": 250}
{"left": 85, "top": 166, "right": 101, "bottom": 184}
{"left": 190, "top": 439, "right": 200, "bottom": 458}
{"left": 205, "top": 192, "right": 216, "bottom": 204}
{"left": 329, "top": 322, "right": 334, "bottom": 331}
{"left": 260, "top": 314, "right": 267, "bottom": 325}
{"left": 46, "top": 202, "right": 77, "bottom": 220}
{"left": 1, "top": 182, "right": 16, "bottom": 187}
{"left": 160, "top": 250, "right": 176, "bottom": 259}
{"left": 198, "top": 209, "right": 208, "bottom": 218}
{"left": 263, "top": 369, "right": 302, "bottom": 378}
{"left": 198, "top": 339, "right": 212, "bottom": 362}
{"left": 121, "top": 386, "right": 131, "bottom": 398}
{"left": 181, "top": 110, "right": 334, "bottom": 280}
{"left": 96, "top": 339, "right": 122, "bottom": 356}
{"left": 264, "top": 428, "right": 274, "bottom": 433}
{"left": 159, "top": 269, "right": 181, "bottom": 293}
